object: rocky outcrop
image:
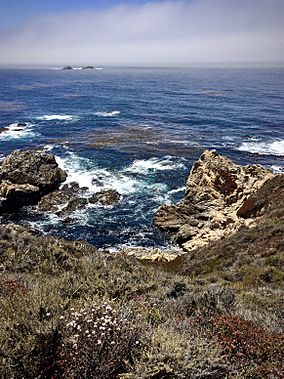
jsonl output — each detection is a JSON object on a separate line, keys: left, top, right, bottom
{"left": 154, "top": 150, "right": 274, "bottom": 252}
{"left": 62, "top": 66, "right": 73, "bottom": 70}
{"left": 0, "top": 150, "right": 67, "bottom": 212}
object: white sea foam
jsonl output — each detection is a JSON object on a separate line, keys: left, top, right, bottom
{"left": 167, "top": 186, "right": 186, "bottom": 195}
{"left": 238, "top": 139, "right": 284, "bottom": 156}
{"left": 95, "top": 111, "right": 120, "bottom": 117}
{"left": 37, "top": 114, "right": 76, "bottom": 121}
{"left": 125, "top": 156, "right": 186, "bottom": 175}
{"left": 0, "top": 122, "right": 37, "bottom": 140}
{"left": 271, "top": 165, "right": 284, "bottom": 173}
{"left": 55, "top": 151, "right": 153, "bottom": 195}
{"left": 95, "top": 67, "right": 104, "bottom": 71}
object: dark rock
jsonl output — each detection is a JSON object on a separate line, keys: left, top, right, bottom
{"left": 82, "top": 66, "right": 94, "bottom": 70}
{"left": 0, "top": 181, "right": 40, "bottom": 211}
{"left": 38, "top": 182, "right": 88, "bottom": 216}
{"left": 89, "top": 189, "right": 121, "bottom": 206}
{"left": 0, "top": 150, "right": 67, "bottom": 195}
{"left": 0, "top": 127, "right": 7, "bottom": 134}
{"left": 17, "top": 123, "right": 27, "bottom": 127}
{"left": 38, "top": 190, "right": 69, "bottom": 213}
{"left": 59, "top": 197, "right": 88, "bottom": 214}
{"left": 62, "top": 66, "right": 73, "bottom": 70}
{"left": 0, "top": 149, "right": 67, "bottom": 212}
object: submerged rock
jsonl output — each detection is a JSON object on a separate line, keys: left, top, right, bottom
{"left": 0, "top": 149, "right": 67, "bottom": 212}
{"left": 89, "top": 189, "right": 121, "bottom": 205}
{"left": 154, "top": 150, "right": 273, "bottom": 252}
{"left": 62, "top": 66, "right": 73, "bottom": 70}
{"left": 82, "top": 66, "right": 94, "bottom": 70}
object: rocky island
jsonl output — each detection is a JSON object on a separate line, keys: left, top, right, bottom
{"left": 1, "top": 149, "right": 283, "bottom": 378}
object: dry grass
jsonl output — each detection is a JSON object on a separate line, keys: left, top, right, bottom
{"left": 0, "top": 216, "right": 283, "bottom": 378}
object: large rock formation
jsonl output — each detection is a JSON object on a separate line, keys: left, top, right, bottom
{"left": 154, "top": 150, "right": 274, "bottom": 252}
{"left": 0, "top": 149, "right": 67, "bottom": 211}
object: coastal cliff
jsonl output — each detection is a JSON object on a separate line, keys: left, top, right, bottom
{"left": 1, "top": 149, "right": 283, "bottom": 378}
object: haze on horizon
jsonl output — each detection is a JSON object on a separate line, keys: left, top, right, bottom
{"left": 0, "top": 0, "right": 283, "bottom": 66}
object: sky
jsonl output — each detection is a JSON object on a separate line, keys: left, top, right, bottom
{"left": 0, "top": 0, "right": 283, "bottom": 66}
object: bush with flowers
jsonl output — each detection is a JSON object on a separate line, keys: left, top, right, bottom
{"left": 57, "top": 301, "right": 143, "bottom": 378}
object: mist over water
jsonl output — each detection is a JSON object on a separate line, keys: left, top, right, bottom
{"left": 0, "top": 67, "right": 283, "bottom": 248}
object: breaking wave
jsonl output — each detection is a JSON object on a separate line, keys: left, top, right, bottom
{"left": 124, "top": 156, "right": 186, "bottom": 174}
{"left": 0, "top": 122, "right": 37, "bottom": 140}
{"left": 95, "top": 111, "right": 120, "bottom": 117}
{"left": 238, "top": 139, "right": 284, "bottom": 156}
{"left": 37, "top": 114, "right": 76, "bottom": 121}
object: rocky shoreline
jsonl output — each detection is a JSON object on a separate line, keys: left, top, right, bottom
{"left": 0, "top": 148, "right": 282, "bottom": 260}
{"left": 1, "top": 148, "right": 283, "bottom": 378}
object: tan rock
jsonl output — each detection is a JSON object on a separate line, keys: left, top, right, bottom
{"left": 154, "top": 150, "right": 273, "bottom": 252}
{"left": 122, "top": 247, "right": 184, "bottom": 262}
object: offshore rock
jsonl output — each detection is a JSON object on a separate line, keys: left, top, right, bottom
{"left": 154, "top": 150, "right": 273, "bottom": 252}
{"left": 0, "top": 149, "right": 67, "bottom": 212}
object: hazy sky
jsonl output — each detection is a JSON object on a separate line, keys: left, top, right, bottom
{"left": 0, "top": 0, "right": 283, "bottom": 65}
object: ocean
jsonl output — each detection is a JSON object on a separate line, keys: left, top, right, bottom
{"left": 0, "top": 66, "right": 283, "bottom": 249}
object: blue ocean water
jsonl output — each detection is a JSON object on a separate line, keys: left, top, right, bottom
{"left": 0, "top": 67, "right": 283, "bottom": 249}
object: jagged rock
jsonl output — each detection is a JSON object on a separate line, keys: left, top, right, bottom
{"left": 154, "top": 150, "right": 273, "bottom": 252}
{"left": 0, "top": 127, "right": 7, "bottom": 134}
{"left": 59, "top": 197, "right": 88, "bottom": 214}
{"left": 89, "top": 189, "right": 121, "bottom": 205}
{"left": 38, "top": 182, "right": 81, "bottom": 212}
{"left": 38, "top": 182, "right": 88, "bottom": 216}
{"left": 0, "top": 149, "right": 67, "bottom": 212}
{"left": 0, "top": 150, "right": 66, "bottom": 194}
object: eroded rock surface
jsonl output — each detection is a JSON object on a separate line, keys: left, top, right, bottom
{"left": 154, "top": 150, "right": 274, "bottom": 252}
{"left": 0, "top": 150, "right": 67, "bottom": 212}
